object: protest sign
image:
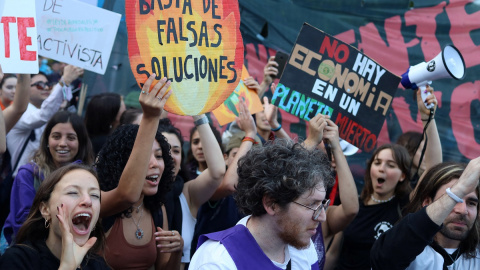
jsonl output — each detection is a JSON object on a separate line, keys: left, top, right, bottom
{"left": 272, "top": 23, "right": 401, "bottom": 152}
{"left": 212, "top": 65, "right": 263, "bottom": 126}
{"left": 126, "top": 0, "right": 244, "bottom": 116}
{"left": 36, "top": 0, "right": 121, "bottom": 74}
{"left": 0, "top": 0, "right": 38, "bottom": 74}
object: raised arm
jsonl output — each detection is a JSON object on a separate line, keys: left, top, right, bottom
{"left": 3, "top": 73, "right": 30, "bottom": 132}
{"left": 183, "top": 115, "right": 226, "bottom": 217}
{"left": 264, "top": 85, "right": 290, "bottom": 140}
{"left": 372, "top": 157, "right": 480, "bottom": 270}
{"left": 0, "top": 110, "right": 5, "bottom": 154}
{"left": 100, "top": 75, "right": 172, "bottom": 217}
{"left": 210, "top": 99, "right": 257, "bottom": 200}
{"left": 0, "top": 66, "right": 5, "bottom": 154}
{"left": 302, "top": 113, "right": 327, "bottom": 150}
{"left": 418, "top": 86, "right": 441, "bottom": 174}
{"left": 258, "top": 56, "right": 278, "bottom": 98}
{"left": 14, "top": 65, "right": 83, "bottom": 130}
{"left": 411, "top": 86, "right": 442, "bottom": 198}
{"left": 321, "top": 119, "right": 359, "bottom": 238}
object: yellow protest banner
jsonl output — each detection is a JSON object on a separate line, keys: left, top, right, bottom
{"left": 126, "top": 0, "right": 244, "bottom": 115}
{"left": 212, "top": 65, "right": 264, "bottom": 126}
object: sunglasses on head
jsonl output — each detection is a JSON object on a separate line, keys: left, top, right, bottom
{"left": 31, "top": 81, "right": 51, "bottom": 90}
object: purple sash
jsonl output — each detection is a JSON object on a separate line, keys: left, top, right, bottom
{"left": 198, "top": 225, "right": 319, "bottom": 270}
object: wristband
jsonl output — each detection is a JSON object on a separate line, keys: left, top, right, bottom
{"left": 242, "top": 137, "right": 258, "bottom": 144}
{"left": 421, "top": 117, "right": 434, "bottom": 121}
{"left": 446, "top": 187, "right": 464, "bottom": 203}
{"left": 194, "top": 116, "right": 209, "bottom": 127}
{"left": 271, "top": 124, "right": 282, "bottom": 132}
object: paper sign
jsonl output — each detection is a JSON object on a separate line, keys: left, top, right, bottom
{"left": 272, "top": 23, "right": 401, "bottom": 152}
{"left": 126, "top": 0, "right": 244, "bottom": 116}
{"left": 36, "top": 0, "right": 121, "bottom": 74}
{"left": 212, "top": 65, "right": 264, "bottom": 126}
{"left": 0, "top": 0, "right": 38, "bottom": 74}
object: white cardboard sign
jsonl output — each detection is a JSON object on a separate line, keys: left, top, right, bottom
{"left": 36, "top": 0, "right": 121, "bottom": 74}
{"left": 0, "top": 0, "right": 39, "bottom": 74}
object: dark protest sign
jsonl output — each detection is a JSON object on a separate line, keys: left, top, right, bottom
{"left": 272, "top": 23, "right": 401, "bottom": 152}
{"left": 126, "top": 0, "right": 244, "bottom": 116}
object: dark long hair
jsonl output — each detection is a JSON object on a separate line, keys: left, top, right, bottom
{"left": 84, "top": 93, "right": 122, "bottom": 137}
{"left": 185, "top": 122, "right": 223, "bottom": 179}
{"left": 404, "top": 162, "right": 480, "bottom": 258}
{"left": 157, "top": 118, "right": 189, "bottom": 181}
{"left": 16, "top": 164, "right": 105, "bottom": 254}
{"left": 33, "top": 111, "right": 94, "bottom": 177}
{"left": 95, "top": 124, "right": 175, "bottom": 217}
{"left": 360, "top": 144, "right": 412, "bottom": 204}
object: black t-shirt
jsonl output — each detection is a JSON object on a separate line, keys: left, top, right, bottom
{"left": 0, "top": 240, "right": 110, "bottom": 270}
{"left": 336, "top": 196, "right": 408, "bottom": 270}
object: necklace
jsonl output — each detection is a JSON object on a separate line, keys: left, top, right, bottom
{"left": 133, "top": 202, "right": 143, "bottom": 213}
{"left": 371, "top": 194, "right": 395, "bottom": 204}
{"left": 131, "top": 208, "right": 144, "bottom": 239}
{"left": 446, "top": 249, "right": 461, "bottom": 270}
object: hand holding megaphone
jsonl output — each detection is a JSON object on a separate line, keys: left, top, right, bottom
{"left": 401, "top": 45, "right": 465, "bottom": 109}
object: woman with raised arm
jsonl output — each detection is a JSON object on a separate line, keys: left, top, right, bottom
{"left": 158, "top": 112, "right": 225, "bottom": 269}
{"left": 331, "top": 86, "right": 441, "bottom": 270}
{"left": 96, "top": 74, "right": 183, "bottom": 270}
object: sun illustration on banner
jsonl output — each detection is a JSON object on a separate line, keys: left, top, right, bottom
{"left": 126, "top": 0, "right": 244, "bottom": 115}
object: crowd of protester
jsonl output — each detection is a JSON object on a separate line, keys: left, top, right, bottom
{"left": 0, "top": 55, "right": 478, "bottom": 270}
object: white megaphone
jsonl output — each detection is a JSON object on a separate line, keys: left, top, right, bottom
{"left": 401, "top": 45, "right": 465, "bottom": 109}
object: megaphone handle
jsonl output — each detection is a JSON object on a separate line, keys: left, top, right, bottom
{"left": 419, "top": 85, "right": 435, "bottom": 110}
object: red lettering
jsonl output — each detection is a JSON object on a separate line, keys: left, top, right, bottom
{"left": 346, "top": 121, "right": 358, "bottom": 142}
{"left": 333, "top": 44, "right": 349, "bottom": 64}
{"left": 450, "top": 81, "right": 480, "bottom": 159}
{"left": 364, "top": 134, "right": 377, "bottom": 152}
{"left": 446, "top": 3, "right": 480, "bottom": 68}
{"left": 17, "top": 17, "right": 36, "bottom": 61}
{"left": 1, "top": 16, "right": 16, "bottom": 58}
{"left": 357, "top": 16, "right": 413, "bottom": 75}
{"left": 334, "top": 29, "right": 355, "bottom": 45}
{"left": 319, "top": 36, "right": 337, "bottom": 59}
{"left": 404, "top": 3, "right": 445, "bottom": 61}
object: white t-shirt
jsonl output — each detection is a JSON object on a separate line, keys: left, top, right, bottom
{"left": 189, "top": 215, "right": 318, "bottom": 269}
{"left": 180, "top": 192, "right": 196, "bottom": 263}
{"left": 406, "top": 246, "right": 480, "bottom": 270}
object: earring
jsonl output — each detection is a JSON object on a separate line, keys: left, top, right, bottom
{"left": 45, "top": 218, "right": 50, "bottom": 228}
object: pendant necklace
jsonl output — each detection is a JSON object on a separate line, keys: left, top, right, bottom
{"left": 371, "top": 194, "right": 395, "bottom": 204}
{"left": 131, "top": 208, "right": 144, "bottom": 239}
{"left": 133, "top": 202, "right": 144, "bottom": 213}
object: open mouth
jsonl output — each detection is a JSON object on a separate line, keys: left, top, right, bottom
{"left": 72, "top": 213, "right": 92, "bottom": 232}
{"left": 146, "top": 175, "right": 159, "bottom": 184}
{"left": 377, "top": 178, "right": 385, "bottom": 184}
{"left": 56, "top": 150, "right": 69, "bottom": 154}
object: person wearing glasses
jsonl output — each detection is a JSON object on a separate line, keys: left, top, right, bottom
{"left": 189, "top": 139, "right": 334, "bottom": 269}
{"left": 6, "top": 65, "right": 83, "bottom": 177}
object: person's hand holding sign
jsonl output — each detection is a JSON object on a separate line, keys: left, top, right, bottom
{"left": 244, "top": 76, "right": 261, "bottom": 95}
{"left": 323, "top": 119, "right": 341, "bottom": 152}
{"left": 140, "top": 74, "right": 172, "bottom": 119}
{"left": 303, "top": 114, "right": 329, "bottom": 150}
